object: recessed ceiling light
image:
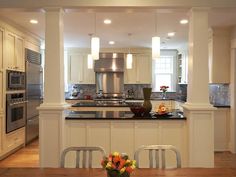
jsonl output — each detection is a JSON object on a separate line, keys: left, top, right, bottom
{"left": 180, "top": 19, "right": 188, "bottom": 24}
{"left": 109, "top": 41, "right": 115, "bottom": 45}
{"left": 30, "top": 19, "right": 38, "bottom": 24}
{"left": 168, "top": 32, "right": 175, "bottom": 37}
{"left": 104, "top": 19, "right": 112, "bottom": 24}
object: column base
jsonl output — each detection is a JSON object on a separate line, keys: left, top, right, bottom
{"left": 183, "top": 103, "right": 216, "bottom": 167}
{"left": 38, "top": 103, "right": 69, "bottom": 167}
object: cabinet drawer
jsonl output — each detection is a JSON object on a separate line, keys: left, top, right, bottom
{"left": 5, "top": 127, "right": 25, "bottom": 150}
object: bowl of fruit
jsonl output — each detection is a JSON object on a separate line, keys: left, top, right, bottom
{"left": 156, "top": 103, "right": 169, "bottom": 115}
{"left": 129, "top": 103, "right": 145, "bottom": 117}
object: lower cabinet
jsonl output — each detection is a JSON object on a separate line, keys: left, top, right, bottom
{"left": 0, "top": 70, "right": 3, "bottom": 113}
{"left": 65, "top": 120, "right": 188, "bottom": 167}
{"left": 2, "top": 127, "right": 25, "bottom": 157}
{"left": 214, "top": 108, "right": 230, "bottom": 151}
{"left": 0, "top": 114, "right": 2, "bottom": 155}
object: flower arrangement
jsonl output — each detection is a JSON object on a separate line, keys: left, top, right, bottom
{"left": 160, "top": 85, "right": 169, "bottom": 93}
{"left": 101, "top": 152, "right": 136, "bottom": 177}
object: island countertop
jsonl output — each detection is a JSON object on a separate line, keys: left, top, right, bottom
{"left": 65, "top": 110, "right": 186, "bottom": 120}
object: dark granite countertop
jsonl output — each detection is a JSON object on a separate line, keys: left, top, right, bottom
{"left": 213, "top": 105, "right": 230, "bottom": 108}
{"left": 72, "top": 102, "right": 130, "bottom": 107}
{"left": 66, "top": 97, "right": 175, "bottom": 101}
{"left": 65, "top": 110, "right": 186, "bottom": 120}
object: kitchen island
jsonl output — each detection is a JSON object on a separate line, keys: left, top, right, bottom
{"left": 64, "top": 110, "right": 187, "bottom": 168}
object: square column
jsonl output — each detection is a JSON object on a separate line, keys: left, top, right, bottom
{"left": 38, "top": 7, "right": 69, "bottom": 167}
{"left": 183, "top": 8, "right": 216, "bottom": 167}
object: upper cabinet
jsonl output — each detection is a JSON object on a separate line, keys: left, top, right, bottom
{"left": 5, "top": 30, "right": 25, "bottom": 72}
{"left": 209, "top": 27, "right": 231, "bottom": 83}
{"left": 124, "top": 53, "right": 151, "bottom": 84}
{"left": 177, "top": 51, "right": 188, "bottom": 84}
{"left": 67, "top": 53, "right": 95, "bottom": 84}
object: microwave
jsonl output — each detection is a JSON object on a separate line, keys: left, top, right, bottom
{"left": 7, "top": 70, "right": 25, "bottom": 90}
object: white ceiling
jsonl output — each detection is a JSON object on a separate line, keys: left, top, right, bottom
{"left": 0, "top": 8, "right": 236, "bottom": 50}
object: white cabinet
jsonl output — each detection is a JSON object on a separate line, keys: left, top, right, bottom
{"left": 209, "top": 27, "right": 230, "bottom": 83}
{"left": 0, "top": 71, "right": 3, "bottom": 114}
{"left": 4, "top": 127, "right": 25, "bottom": 153}
{"left": 214, "top": 108, "right": 230, "bottom": 151}
{"left": 0, "top": 28, "right": 3, "bottom": 114}
{"left": 5, "top": 30, "right": 25, "bottom": 71}
{"left": 0, "top": 27, "right": 3, "bottom": 70}
{"left": 65, "top": 120, "right": 188, "bottom": 167}
{"left": 124, "top": 54, "right": 151, "bottom": 84}
{"left": 177, "top": 51, "right": 188, "bottom": 84}
{"left": 68, "top": 53, "right": 95, "bottom": 84}
{"left": 0, "top": 115, "right": 2, "bottom": 155}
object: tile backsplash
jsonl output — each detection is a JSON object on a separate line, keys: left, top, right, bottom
{"left": 66, "top": 83, "right": 230, "bottom": 106}
{"left": 209, "top": 84, "right": 230, "bottom": 106}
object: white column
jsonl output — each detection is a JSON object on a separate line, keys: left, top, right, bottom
{"left": 38, "top": 7, "right": 69, "bottom": 167}
{"left": 183, "top": 8, "right": 216, "bottom": 167}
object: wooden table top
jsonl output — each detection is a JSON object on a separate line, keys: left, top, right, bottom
{"left": 0, "top": 168, "right": 236, "bottom": 177}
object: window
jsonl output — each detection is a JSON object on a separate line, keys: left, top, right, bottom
{"left": 152, "top": 55, "right": 176, "bottom": 92}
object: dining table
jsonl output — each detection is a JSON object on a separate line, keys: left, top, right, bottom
{"left": 0, "top": 168, "right": 236, "bottom": 177}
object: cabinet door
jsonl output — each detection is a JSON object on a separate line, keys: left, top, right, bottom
{"left": 136, "top": 54, "right": 151, "bottom": 84}
{"left": 68, "top": 54, "right": 83, "bottom": 84}
{"left": 5, "top": 31, "right": 15, "bottom": 70}
{"left": 15, "top": 36, "right": 25, "bottom": 71}
{"left": 124, "top": 54, "right": 137, "bottom": 84}
{"left": 0, "top": 115, "right": 2, "bottom": 154}
{"left": 0, "top": 28, "right": 3, "bottom": 69}
{"left": 83, "top": 55, "right": 95, "bottom": 84}
{"left": 0, "top": 71, "right": 3, "bottom": 113}
{"left": 214, "top": 108, "right": 229, "bottom": 151}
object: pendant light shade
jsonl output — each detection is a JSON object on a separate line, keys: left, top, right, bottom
{"left": 152, "top": 36, "right": 160, "bottom": 59}
{"left": 91, "top": 37, "right": 100, "bottom": 60}
{"left": 152, "top": 13, "right": 160, "bottom": 60}
{"left": 126, "top": 33, "right": 133, "bottom": 69}
{"left": 87, "top": 54, "right": 93, "bottom": 69}
{"left": 126, "top": 53, "right": 133, "bottom": 69}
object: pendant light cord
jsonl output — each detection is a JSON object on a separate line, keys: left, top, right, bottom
{"left": 155, "top": 12, "right": 157, "bottom": 35}
{"left": 94, "top": 13, "right": 96, "bottom": 35}
{"left": 128, "top": 33, "right": 132, "bottom": 54}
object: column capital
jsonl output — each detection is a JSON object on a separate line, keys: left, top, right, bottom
{"left": 43, "top": 7, "right": 65, "bottom": 13}
{"left": 182, "top": 102, "right": 216, "bottom": 111}
{"left": 189, "top": 7, "right": 211, "bottom": 13}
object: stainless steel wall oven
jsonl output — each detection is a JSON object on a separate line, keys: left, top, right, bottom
{"left": 6, "top": 92, "right": 26, "bottom": 133}
{"left": 7, "top": 70, "right": 25, "bottom": 90}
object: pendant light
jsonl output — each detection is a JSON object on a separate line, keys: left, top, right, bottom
{"left": 126, "top": 33, "right": 133, "bottom": 69}
{"left": 87, "top": 54, "right": 93, "bottom": 69}
{"left": 152, "top": 13, "right": 160, "bottom": 60}
{"left": 91, "top": 13, "right": 100, "bottom": 60}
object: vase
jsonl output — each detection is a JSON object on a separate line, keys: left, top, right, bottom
{"left": 142, "top": 88, "right": 152, "bottom": 115}
{"left": 161, "top": 91, "right": 167, "bottom": 99}
{"left": 107, "top": 171, "right": 130, "bottom": 177}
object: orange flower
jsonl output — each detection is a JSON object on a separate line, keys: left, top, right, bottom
{"left": 118, "top": 159, "right": 126, "bottom": 170}
{"left": 113, "top": 155, "right": 120, "bottom": 163}
{"left": 126, "top": 166, "right": 133, "bottom": 173}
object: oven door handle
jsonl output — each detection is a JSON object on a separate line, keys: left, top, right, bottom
{"left": 8, "top": 101, "right": 28, "bottom": 106}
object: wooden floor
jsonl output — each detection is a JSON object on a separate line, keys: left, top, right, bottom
{"left": 0, "top": 139, "right": 236, "bottom": 168}
{"left": 0, "top": 140, "right": 39, "bottom": 167}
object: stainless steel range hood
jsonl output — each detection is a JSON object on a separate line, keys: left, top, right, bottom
{"left": 94, "top": 53, "right": 124, "bottom": 98}
{"left": 94, "top": 53, "right": 124, "bottom": 72}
